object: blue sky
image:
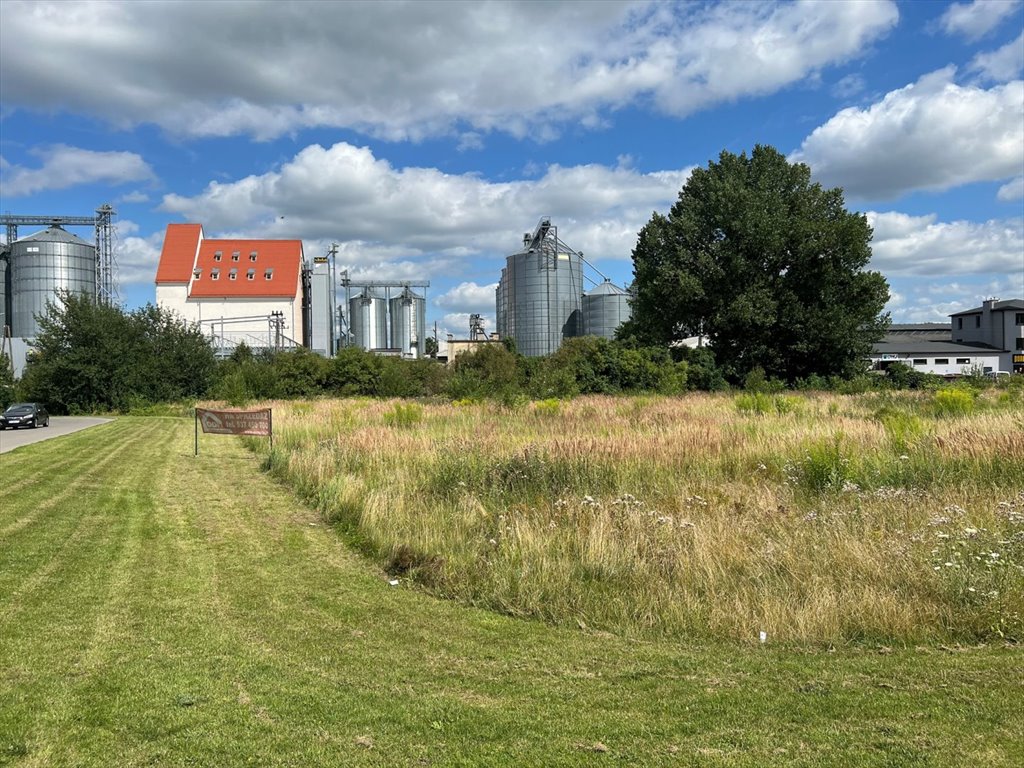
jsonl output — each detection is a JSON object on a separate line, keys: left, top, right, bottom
{"left": 1, "top": 0, "right": 1022, "bottom": 337}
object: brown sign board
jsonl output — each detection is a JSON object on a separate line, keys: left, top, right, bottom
{"left": 196, "top": 408, "right": 272, "bottom": 436}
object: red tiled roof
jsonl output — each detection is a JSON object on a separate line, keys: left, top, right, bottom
{"left": 155, "top": 223, "right": 203, "bottom": 283}
{"left": 188, "top": 239, "right": 302, "bottom": 299}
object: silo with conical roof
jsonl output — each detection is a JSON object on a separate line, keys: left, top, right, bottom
{"left": 582, "top": 280, "right": 631, "bottom": 340}
{"left": 9, "top": 225, "right": 96, "bottom": 338}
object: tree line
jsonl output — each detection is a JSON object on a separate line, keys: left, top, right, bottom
{"left": 1, "top": 144, "right": 934, "bottom": 412}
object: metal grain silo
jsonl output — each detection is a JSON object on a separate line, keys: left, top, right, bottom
{"left": 499, "top": 250, "right": 582, "bottom": 357}
{"left": 389, "top": 287, "right": 426, "bottom": 357}
{"left": 582, "top": 280, "right": 631, "bottom": 339}
{"left": 10, "top": 225, "right": 96, "bottom": 338}
{"left": 0, "top": 251, "right": 9, "bottom": 333}
{"left": 349, "top": 289, "right": 388, "bottom": 350}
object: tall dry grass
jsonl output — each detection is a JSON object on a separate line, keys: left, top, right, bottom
{"left": 258, "top": 390, "right": 1024, "bottom": 644}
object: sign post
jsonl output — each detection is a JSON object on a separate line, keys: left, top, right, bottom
{"left": 194, "top": 407, "right": 273, "bottom": 455}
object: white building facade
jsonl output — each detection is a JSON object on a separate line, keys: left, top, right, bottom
{"left": 155, "top": 224, "right": 305, "bottom": 354}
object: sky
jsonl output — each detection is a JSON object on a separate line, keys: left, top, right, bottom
{"left": 1, "top": 0, "right": 1022, "bottom": 339}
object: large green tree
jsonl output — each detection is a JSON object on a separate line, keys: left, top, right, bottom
{"left": 628, "top": 145, "right": 890, "bottom": 383}
{"left": 21, "top": 293, "right": 216, "bottom": 412}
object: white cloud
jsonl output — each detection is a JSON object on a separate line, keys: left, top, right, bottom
{"left": 969, "top": 32, "right": 1024, "bottom": 82}
{"left": 457, "top": 133, "right": 484, "bottom": 152}
{"left": 160, "top": 140, "right": 690, "bottom": 274}
{"left": 119, "top": 190, "right": 151, "bottom": 204}
{"left": 867, "top": 210, "right": 1024, "bottom": 275}
{"left": 116, "top": 229, "right": 164, "bottom": 287}
{"left": 436, "top": 282, "right": 499, "bottom": 311}
{"left": 0, "top": 145, "right": 153, "bottom": 197}
{"left": 997, "top": 176, "right": 1024, "bottom": 200}
{"left": 792, "top": 67, "right": 1024, "bottom": 200}
{"left": 888, "top": 275, "right": 1023, "bottom": 323}
{"left": 939, "top": 0, "right": 1021, "bottom": 41}
{"left": 831, "top": 73, "right": 866, "bottom": 100}
{"left": 0, "top": 1, "right": 898, "bottom": 141}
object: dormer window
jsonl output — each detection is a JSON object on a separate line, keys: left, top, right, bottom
{"left": 193, "top": 268, "right": 202, "bottom": 280}
{"left": 249, "top": 251, "right": 258, "bottom": 261}
{"left": 231, "top": 251, "right": 240, "bottom": 261}
{"left": 229, "top": 268, "right": 238, "bottom": 280}
{"left": 211, "top": 268, "right": 220, "bottom": 280}
{"left": 246, "top": 268, "right": 255, "bottom": 280}
{"left": 264, "top": 268, "right": 274, "bottom": 280}
{"left": 213, "top": 251, "right": 222, "bottom": 262}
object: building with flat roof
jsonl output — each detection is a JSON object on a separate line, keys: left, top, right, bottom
{"left": 869, "top": 299, "right": 1023, "bottom": 376}
{"left": 949, "top": 299, "right": 1024, "bottom": 373}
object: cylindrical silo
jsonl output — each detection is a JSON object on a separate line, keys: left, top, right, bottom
{"left": 349, "top": 289, "right": 388, "bottom": 350}
{"left": 389, "top": 287, "right": 426, "bottom": 357}
{"left": 582, "top": 280, "right": 631, "bottom": 340}
{"left": 10, "top": 225, "right": 96, "bottom": 338}
{"left": 502, "top": 247, "right": 582, "bottom": 357}
{"left": 0, "top": 252, "right": 9, "bottom": 333}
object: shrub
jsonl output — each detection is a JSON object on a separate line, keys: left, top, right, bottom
{"left": 873, "top": 406, "right": 925, "bottom": 453}
{"left": 795, "top": 437, "right": 854, "bottom": 493}
{"left": 328, "top": 348, "right": 384, "bottom": 396}
{"left": 933, "top": 388, "right": 975, "bottom": 417}
{"left": 383, "top": 402, "right": 423, "bottom": 428}
{"left": 735, "top": 392, "right": 800, "bottom": 415}
{"left": 885, "top": 362, "right": 940, "bottom": 391}
{"left": 446, "top": 343, "right": 523, "bottom": 401}
{"left": 533, "top": 398, "right": 562, "bottom": 417}
{"left": 743, "top": 366, "right": 785, "bottom": 393}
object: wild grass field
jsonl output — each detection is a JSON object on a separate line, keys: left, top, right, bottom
{"left": 1, "top": 411, "right": 1023, "bottom": 766}
{"left": 265, "top": 388, "right": 1024, "bottom": 645}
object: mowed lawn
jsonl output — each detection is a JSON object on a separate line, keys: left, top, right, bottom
{"left": 1, "top": 418, "right": 1021, "bottom": 767}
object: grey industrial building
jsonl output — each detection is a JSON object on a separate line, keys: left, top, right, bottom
{"left": 869, "top": 299, "right": 1024, "bottom": 376}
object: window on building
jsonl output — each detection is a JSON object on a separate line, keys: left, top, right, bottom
{"left": 1017, "top": 338, "right": 1024, "bottom": 350}
{"left": 934, "top": 358, "right": 949, "bottom": 365}
{"left": 956, "top": 358, "right": 970, "bottom": 364}
{"left": 976, "top": 316, "right": 981, "bottom": 328}
{"left": 912, "top": 359, "right": 926, "bottom": 365}
{"left": 231, "top": 251, "right": 240, "bottom": 261}
{"left": 213, "top": 251, "right": 222, "bottom": 262}
{"left": 1016, "top": 313, "right": 1024, "bottom": 325}
{"left": 250, "top": 251, "right": 258, "bottom": 261}
{"left": 957, "top": 317, "right": 963, "bottom": 329}
{"left": 211, "top": 269, "right": 220, "bottom": 280}
{"left": 229, "top": 268, "right": 237, "bottom": 280}
{"left": 247, "top": 268, "right": 255, "bottom": 280}
{"left": 264, "top": 269, "right": 274, "bottom": 280}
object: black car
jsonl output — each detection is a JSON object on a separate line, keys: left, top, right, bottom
{"left": 0, "top": 403, "right": 50, "bottom": 429}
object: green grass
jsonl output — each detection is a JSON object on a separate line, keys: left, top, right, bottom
{"left": 264, "top": 393, "right": 1024, "bottom": 645}
{"left": 1, "top": 417, "right": 1023, "bottom": 766}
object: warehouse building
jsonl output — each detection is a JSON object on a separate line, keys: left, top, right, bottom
{"left": 869, "top": 299, "right": 1024, "bottom": 376}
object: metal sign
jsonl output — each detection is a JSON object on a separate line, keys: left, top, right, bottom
{"left": 194, "top": 408, "right": 272, "bottom": 455}
{"left": 1014, "top": 354, "right": 1024, "bottom": 364}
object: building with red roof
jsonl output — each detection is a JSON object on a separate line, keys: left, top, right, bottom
{"left": 155, "top": 223, "right": 305, "bottom": 352}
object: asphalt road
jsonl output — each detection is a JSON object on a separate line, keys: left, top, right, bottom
{"left": 0, "top": 416, "right": 113, "bottom": 454}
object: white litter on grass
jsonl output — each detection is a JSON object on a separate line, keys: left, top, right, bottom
{"left": 388, "top": 579, "right": 399, "bottom": 587}
{"left": 759, "top": 631, "right": 767, "bottom": 644}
